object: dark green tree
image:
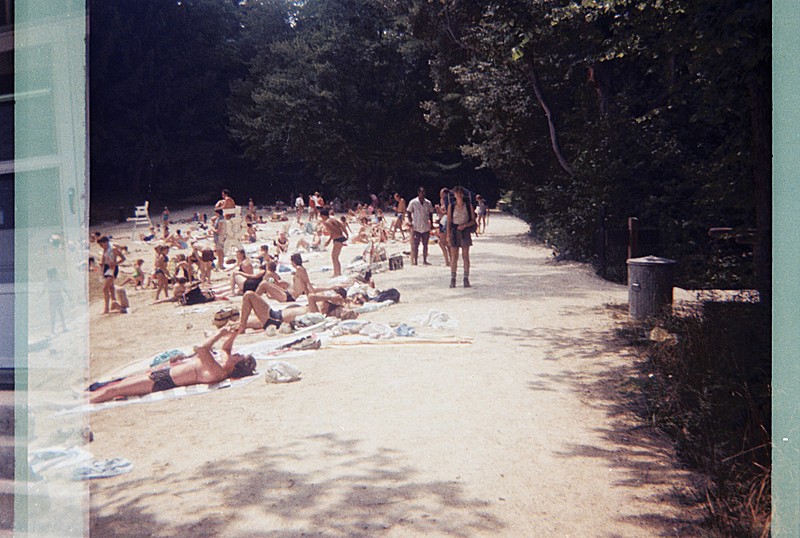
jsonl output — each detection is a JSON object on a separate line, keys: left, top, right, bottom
{"left": 90, "top": 0, "right": 247, "bottom": 203}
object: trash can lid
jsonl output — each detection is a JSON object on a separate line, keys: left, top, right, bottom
{"left": 626, "top": 255, "right": 676, "bottom": 265}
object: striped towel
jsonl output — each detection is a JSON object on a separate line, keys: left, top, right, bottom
{"left": 59, "top": 373, "right": 263, "bottom": 415}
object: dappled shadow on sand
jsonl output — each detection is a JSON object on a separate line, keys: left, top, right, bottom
{"left": 498, "top": 313, "right": 706, "bottom": 536}
{"left": 90, "top": 433, "right": 505, "bottom": 537}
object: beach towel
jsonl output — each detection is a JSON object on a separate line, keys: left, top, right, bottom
{"left": 325, "top": 334, "right": 473, "bottom": 347}
{"left": 73, "top": 458, "right": 134, "bottom": 480}
{"left": 60, "top": 374, "right": 263, "bottom": 415}
{"left": 29, "top": 446, "right": 134, "bottom": 480}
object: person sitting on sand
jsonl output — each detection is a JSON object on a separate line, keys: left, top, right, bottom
{"left": 256, "top": 252, "right": 312, "bottom": 303}
{"left": 295, "top": 227, "right": 325, "bottom": 252}
{"left": 119, "top": 259, "right": 146, "bottom": 288}
{"left": 256, "top": 244, "right": 275, "bottom": 268}
{"left": 87, "top": 327, "right": 256, "bottom": 404}
{"left": 164, "top": 229, "right": 189, "bottom": 250}
{"left": 152, "top": 277, "right": 188, "bottom": 304}
{"left": 274, "top": 230, "right": 289, "bottom": 254}
{"left": 173, "top": 253, "right": 195, "bottom": 283}
{"left": 139, "top": 226, "right": 157, "bottom": 242}
{"left": 229, "top": 248, "right": 254, "bottom": 296}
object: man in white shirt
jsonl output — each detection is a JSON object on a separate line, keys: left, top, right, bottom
{"left": 406, "top": 186, "right": 434, "bottom": 265}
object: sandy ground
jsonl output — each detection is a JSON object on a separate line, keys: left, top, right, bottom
{"left": 73, "top": 209, "right": 702, "bottom": 537}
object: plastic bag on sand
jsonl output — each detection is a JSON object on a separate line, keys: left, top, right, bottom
{"left": 265, "top": 361, "right": 302, "bottom": 383}
{"left": 359, "top": 322, "right": 395, "bottom": 339}
{"left": 410, "top": 310, "right": 459, "bottom": 330}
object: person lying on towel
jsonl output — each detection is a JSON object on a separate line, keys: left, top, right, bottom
{"left": 87, "top": 327, "right": 256, "bottom": 404}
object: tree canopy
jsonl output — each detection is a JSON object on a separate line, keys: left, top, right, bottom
{"left": 89, "top": 0, "right": 769, "bottom": 291}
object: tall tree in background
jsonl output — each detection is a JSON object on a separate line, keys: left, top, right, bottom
{"left": 406, "top": 0, "right": 769, "bottom": 290}
{"left": 90, "top": 0, "right": 245, "bottom": 201}
{"left": 228, "top": 0, "right": 492, "bottom": 199}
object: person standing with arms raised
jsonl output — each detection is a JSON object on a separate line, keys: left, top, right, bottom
{"left": 406, "top": 187, "right": 435, "bottom": 266}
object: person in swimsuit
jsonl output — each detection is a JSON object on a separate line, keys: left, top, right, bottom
{"left": 97, "top": 236, "right": 126, "bottom": 314}
{"left": 237, "top": 293, "right": 308, "bottom": 333}
{"left": 153, "top": 245, "right": 171, "bottom": 301}
{"left": 256, "top": 253, "right": 312, "bottom": 303}
{"left": 274, "top": 230, "right": 289, "bottom": 254}
{"left": 87, "top": 327, "right": 256, "bottom": 404}
{"left": 229, "top": 248, "right": 255, "bottom": 296}
{"left": 435, "top": 188, "right": 451, "bottom": 266}
{"left": 320, "top": 208, "right": 348, "bottom": 277}
{"left": 306, "top": 286, "right": 359, "bottom": 319}
{"left": 119, "top": 259, "right": 146, "bottom": 288}
{"left": 389, "top": 193, "right": 407, "bottom": 241}
{"left": 446, "top": 185, "right": 477, "bottom": 288}
{"left": 237, "top": 288, "right": 358, "bottom": 333}
{"left": 476, "top": 194, "right": 489, "bottom": 234}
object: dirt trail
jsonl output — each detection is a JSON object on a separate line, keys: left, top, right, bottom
{"left": 86, "top": 212, "right": 700, "bottom": 537}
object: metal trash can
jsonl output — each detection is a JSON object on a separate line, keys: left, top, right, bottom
{"left": 627, "top": 255, "right": 676, "bottom": 320}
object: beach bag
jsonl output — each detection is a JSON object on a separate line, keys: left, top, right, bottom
{"left": 373, "top": 288, "right": 400, "bottom": 303}
{"left": 181, "top": 286, "right": 215, "bottom": 306}
{"left": 388, "top": 254, "right": 403, "bottom": 271}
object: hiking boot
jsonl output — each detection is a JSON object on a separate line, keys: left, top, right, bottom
{"left": 463, "top": 276, "right": 471, "bottom": 288}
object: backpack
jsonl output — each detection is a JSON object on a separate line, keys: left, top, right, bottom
{"left": 373, "top": 288, "right": 400, "bottom": 303}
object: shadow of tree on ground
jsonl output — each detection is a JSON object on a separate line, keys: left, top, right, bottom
{"left": 496, "top": 309, "right": 706, "bottom": 536}
{"left": 91, "top": 433, "right": 505, "bottom": 537}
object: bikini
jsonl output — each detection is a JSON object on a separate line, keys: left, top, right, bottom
{"left": 333, "top": 236, "right": 346, "bottom": 243}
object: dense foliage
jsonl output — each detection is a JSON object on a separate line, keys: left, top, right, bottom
{"left": 89, "top": 0, "right": 769, "bottom": 292}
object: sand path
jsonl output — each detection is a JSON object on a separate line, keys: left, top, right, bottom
{"left": 85, "top": 212, "right": 698, "bottom": 537}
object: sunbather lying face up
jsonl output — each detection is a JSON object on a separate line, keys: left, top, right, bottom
{"left": 87, "top": 328, "right": 255, "bottom": 404}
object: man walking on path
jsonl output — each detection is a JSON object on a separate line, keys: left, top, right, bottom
{"left": 406, "top": 186, "right": 434, "bottom": 265}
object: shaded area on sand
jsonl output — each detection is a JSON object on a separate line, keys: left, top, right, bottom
{"left": 91, "top": 433, "right": 505, "bottom": 537}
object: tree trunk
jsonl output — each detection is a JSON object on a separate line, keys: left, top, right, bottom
{"left": 522, "top": 55, "right": 574, "bottom": 177}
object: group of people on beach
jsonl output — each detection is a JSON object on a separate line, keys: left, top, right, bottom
{"left": 88, "top": 185, "right": 490, "bottom": 402}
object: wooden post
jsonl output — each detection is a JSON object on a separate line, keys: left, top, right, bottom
{"left": 628, "top": 217, "right": 639, "bottom": 260}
